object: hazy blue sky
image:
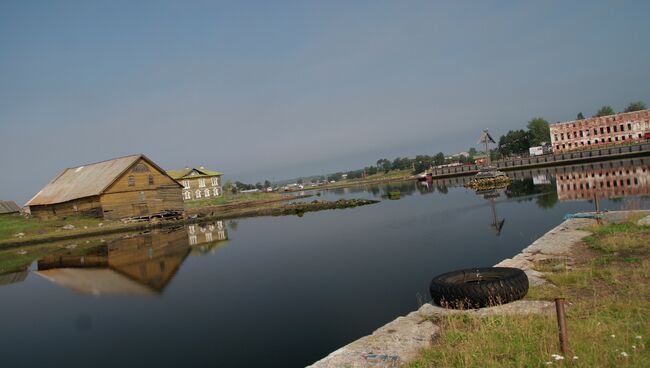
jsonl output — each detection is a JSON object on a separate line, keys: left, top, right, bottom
{"left": 1, "top": 0, "right": 649, "bottom": 204}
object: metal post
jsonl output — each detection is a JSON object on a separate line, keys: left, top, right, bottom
{"left": 555, "top": 298, "right": 570, "bottom": 356}
{"left": 593, "top": 194, "right": 600, "bottom": 214}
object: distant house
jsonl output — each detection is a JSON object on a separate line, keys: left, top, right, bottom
{"left": 167, "top": 166, "right": 223, "bottom": 201}
{"left": 26, "top": 154, "right": 184, "bottom": 220}
{"left": 0, "top": 200, "right": 21, "bottom": 216}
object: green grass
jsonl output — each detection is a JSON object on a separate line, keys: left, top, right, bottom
{"left": 0, "top": 215, "right": 105, "bottom": 241}
{"left": 408, "top": 218, "right": 650, "bottom": 367}
{"left": 183, "top": 191, "right": 284, "bottom": 208}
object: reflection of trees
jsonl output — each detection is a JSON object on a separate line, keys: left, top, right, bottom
{"left": 505, "top": 178, "right": 558, "bottom": 209}
{"left": 228, "top": 220, "right": 238, "bottom": 231}
{"left": 436, "top": 185, "right": 449, "bottom": 194}
{"left": 536, "top": 193, "right": 559, "bottom": 209}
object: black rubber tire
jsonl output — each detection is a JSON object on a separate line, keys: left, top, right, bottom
{"left": 429, "top": 267, "right": 529, "bottom": 309}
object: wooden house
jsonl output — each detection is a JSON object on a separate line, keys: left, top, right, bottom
{"left": 0, "top": 200, "right": 21, "bottom": 216}
{"left": 26, "top": 154, "right": 184, "bottom": 220}
{"left": 167, "top": 166, "right": 224, "bottom": 201}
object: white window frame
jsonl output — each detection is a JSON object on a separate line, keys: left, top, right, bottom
{"left": 183, "top": 191, "right": 191, "bottom": 200}
{"left": 198, "top": 178, "right": 206, "bottom": 188}
{"left": 182, "top": 180, "right": 190, "bottom": 189}
{"left": 195, "top": 189, "right": 202, "bottom": 199}
{"left": 211, "top": 177, "right": 219, "bottom": 186}
{"left": 204, "top": 188, "right": 211, "bottom": 197}
{"left": 213, "top": 187, "right": 219, "bottom": 196}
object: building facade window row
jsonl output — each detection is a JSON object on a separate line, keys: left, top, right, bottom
{"left": 549, "top": 110, "right": 650, "bottom": 153}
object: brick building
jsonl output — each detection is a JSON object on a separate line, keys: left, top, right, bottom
{"left": 550, "top": 109, "right": 650, "bottom": 153}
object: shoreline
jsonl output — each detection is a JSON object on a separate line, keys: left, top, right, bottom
{"left": 308, "top": 209, "right": 650, "bottom": 368}
{"left": 0, "top": 198, "right": 378, "bottom": 249}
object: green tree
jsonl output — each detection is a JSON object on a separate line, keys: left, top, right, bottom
{"left": 576, "top": 112, "right": 584, "bottom": 120}
{"left": 376, "top": 159, "right": 391, "bottom": 172}
{"left": 526, "top": 117, "right": 550, "bottom": 146}
{"left": 595, "top": 105, "right": 615, "bottom": 117}
{"left": 433, "top": 152, "right": 445, "bottom": 165}
{"left": 468, "top": 147, "right": 477, "bottom": 157}
{"left": 498, "top": 130, "right": 531, "bottom": 157}
{"left": 624, "top": 101, "right": 646, "bottom": 112}
{"left": 264, "top": 180, "right": 271, "bottom": 188}
{"left": 297, "top": 178, "right": 303, "bottom": 184}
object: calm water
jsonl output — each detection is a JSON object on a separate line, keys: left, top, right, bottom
{"left": 1, "top": 157, "right": 648, "bottom": 367}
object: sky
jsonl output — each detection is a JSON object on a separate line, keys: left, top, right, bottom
{"left": 1, "top": 0, "right": 649, "bottom": 204}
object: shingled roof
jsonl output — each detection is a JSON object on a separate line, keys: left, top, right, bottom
{"left": 0, "top": 200, "right": 21, "bottom": 214}
{"left": 26, "top": 154, "right": 179, "bottom": 206}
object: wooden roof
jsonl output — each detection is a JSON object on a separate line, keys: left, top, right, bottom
{"left": 0, "top": 200, "right": 20, "bottom": 214}
{"left": 26, "top": 154, "right": 180, "bottom": 206}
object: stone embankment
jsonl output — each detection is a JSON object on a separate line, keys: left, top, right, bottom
{"left": 308, "top": 210, "right": 650, "bottom": 368}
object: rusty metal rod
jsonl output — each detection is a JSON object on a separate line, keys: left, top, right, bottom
{"left": 555, "top": 298, "right": 570, "bottom": 356}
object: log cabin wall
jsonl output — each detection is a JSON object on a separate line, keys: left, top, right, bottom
{"left": 101, "top": 159, "right": 183, "bottom": 220}
{"left": 29, "top": 196, "right": 103, "bottom": 220}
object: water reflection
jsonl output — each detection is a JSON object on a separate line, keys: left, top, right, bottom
{"left": 37, "top": 228, "right": 191, "bottom": 295}
{"left": 186, "top": 220, "right": 229, "bottom": 255}
{"left": 34, "top": 221, "right": 229, "bottom": 295}
{"left": 475, "top": 187, "right": 507, "bottom": 236}
{"left": 555, "top": 158, "right": 649, "bottom": 201}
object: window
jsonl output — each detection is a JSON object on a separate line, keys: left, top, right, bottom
{"left": 561, "top": 133, "right": 565, "bottom": 140}
{"left": 188, "top": 225, "right": 195, "bottom": 234}
{"left": 139, "top": 191, "right": 145, "bottom": 201}
{"left": 579, "top": 131, "right": 583, "bottom": 137}
{"left": 628, "top": 123, "right": 632, "bottom": 130}
{"left": 620, "top": 124, "right": 624, "bottom": 132}
{"left": 132, "top": 163, "right": 150, "bottom": 173}
{"left": 573, "top": 131, "right": 577, "bottom": 138}
{"left": 205, "top": 232, "right": 213, "bottom": 242}
{"left": 587, "top": 140, "right": 591, "bottom": 145}
{"left": 183, "top": 191, "right": 191, "bottom": 200}
{"left": 607, "top": 127, "right": 610, "bottom": 133}
{"left": 195, "top": 189, "right": 202, "bottom": 198}
{"left": 594, "top": 128, "right": 598, "bottom": 135}
{"left": 211, "top": 177, "right": 219, "bottom": 186}
{"left": 148, "top": 175, "right": 154, "bottom": 185}
{"left": 622, "top": 136, "right": 625, "bottom": 141}
{"left": 556, "top": 145, "right": 560, "bottom": 150}
{"left": 198, "top": 178, "right": 206, "bottom": 188}
{"left": 213, "top": 187, "right": 219, "bottom": 196}
{"left": 554, "top": 134, "right": 558, "bottom": 141}
{"left": 189, "top": 235, "right": 197, "bottom": 245}
{"left": 204, "top": 188, "right": 211, "bottom": 197}
{"left": 182, "top": 180, "right": 190, "bottom": 189}
{"left": 600, "top": 127, "right": 604, "bottom": 134}
{"left": 128, "top": 175, "right": 135, "bottom": 186}
{"left": 613, "top": 125, "right": 617, "bottom": 132}
{"left": 608, "top": 137, "right": 612, "bottom": 142}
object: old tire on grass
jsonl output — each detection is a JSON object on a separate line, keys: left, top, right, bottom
{"left": 429, "top": 267, "right": 528, "bottom": 309}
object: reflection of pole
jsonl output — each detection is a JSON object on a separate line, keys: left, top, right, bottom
{"left": 593, "top": 193, "right": 600, "bottom": 214}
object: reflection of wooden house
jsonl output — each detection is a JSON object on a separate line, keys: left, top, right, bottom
{"left": 167, "top": 167, "right": 223, "bottom": 201}
{"left": 0, "top": 271, "right": 28, "bottom": 287}
{"left": 36, "top": 228, "right": 190, "bottom": 295}
{"left": 26, "top": 154, "right": 184, "bottom": 220}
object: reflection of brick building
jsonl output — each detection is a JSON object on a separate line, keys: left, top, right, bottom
{"left": 550, "top": 109, "right": 650, "bottom": 153}
{"left": 556, "top": 159, "right": 649, "bottom": 201}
